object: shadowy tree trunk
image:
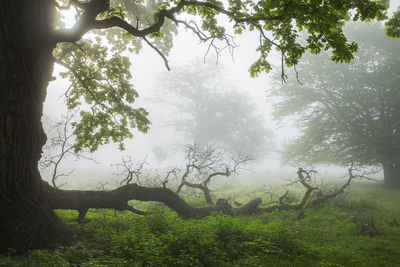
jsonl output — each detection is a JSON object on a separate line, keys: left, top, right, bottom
{"left": 0, "top": 0, "right": 70, "bottom": 252}
{"left": 382, "top": 162, "right": 400, "bottom": 188}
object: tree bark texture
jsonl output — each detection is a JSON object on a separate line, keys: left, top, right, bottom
{"left": 0, "top": 0, "right": 70, "bottom": 252}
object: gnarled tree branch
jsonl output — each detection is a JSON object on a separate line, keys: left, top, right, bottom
{"left": 176, "top": 144, "right": 252, "bottom": 204}
{"left": 43, "top": 165, "right": 361, "bottom": 221}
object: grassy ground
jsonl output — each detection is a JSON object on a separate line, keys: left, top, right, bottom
{"left": 1, "top": 182, "right": 400, "bottom": 266}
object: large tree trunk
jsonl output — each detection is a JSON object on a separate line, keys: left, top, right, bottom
{"left": 382, "top": 162, "right": 400, "bottom": 188}
{"left": 0, "top": 0, "right": 70, "bottom": 252}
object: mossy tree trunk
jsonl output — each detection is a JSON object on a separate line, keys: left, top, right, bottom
{"left": 0, "top": 0, "right": 69, "bottom": 252}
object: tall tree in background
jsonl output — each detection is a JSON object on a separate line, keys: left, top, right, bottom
{"left": 0, "top": 0, "right": 390, "bottom": 251}
{"left": 272, "top": 22, "right": 400, "bottom": 187}
{"left": 158, "top": 61, "right": 272, "bottom": 156}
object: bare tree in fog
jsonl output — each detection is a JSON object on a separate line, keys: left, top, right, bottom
{"left": 40, "top": 110, "right": 95, "bottom": 188}
{"left": 175, "top": 144, "right": 254, "bottom": 204}
{"left": 157, "top": 60, "right": 273, "bottom": 157}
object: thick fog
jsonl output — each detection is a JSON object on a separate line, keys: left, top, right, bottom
{"left": 41, "top": 1, "right": 400, "bottom": 188}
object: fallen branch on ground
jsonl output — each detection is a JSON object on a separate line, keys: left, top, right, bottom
{"left": 43, "top": 165, "right": 359, "bottom": 221}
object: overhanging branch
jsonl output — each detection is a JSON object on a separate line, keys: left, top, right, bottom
{"left": 51, "top": 0, "right": 187, "bottom": 43}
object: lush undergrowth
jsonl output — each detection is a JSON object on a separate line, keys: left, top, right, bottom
{"left": 1, "top": 182, "right": 400, "bottom": 266}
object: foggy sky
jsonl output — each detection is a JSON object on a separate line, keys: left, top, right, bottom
{"left": 41, "top": 1, "right": 400, "bottom": 188}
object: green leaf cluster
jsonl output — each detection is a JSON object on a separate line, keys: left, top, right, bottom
{"left": 233, "top": 0, "right": 388, "bottom": 76}
{"left": 386, "top": 8, "right": 400, "bottom": 38}
{"left": 54, "top": 40, "right": 150, "bottom": 152}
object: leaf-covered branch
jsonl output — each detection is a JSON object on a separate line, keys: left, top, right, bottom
{"left": 52, "top": 0, "right": 387, "bottom": 77}
{"left": 53, "top": 41, "right": 150, "bottom": 152}
{"left": 52, "top": 0, "right": 186, "bottom": 43}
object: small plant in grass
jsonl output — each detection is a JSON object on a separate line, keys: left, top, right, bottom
{"left": 353, "top": 214, "right": 384, "bottom": 237}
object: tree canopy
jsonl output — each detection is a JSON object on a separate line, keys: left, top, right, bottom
{"left": 51, "top": 0, "right": 391, "bottom": 152}
{"left": 271, "top": 22, "right": 400, "bottom": 184}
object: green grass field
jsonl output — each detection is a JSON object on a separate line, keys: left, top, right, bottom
{"left": 1, "top": 182, "right": 400, "bottom": 266}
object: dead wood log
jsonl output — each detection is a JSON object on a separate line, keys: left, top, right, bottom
{"left": 216, "top": 198, "right": 234, "bottom": 215}
{"left": 234, "top": 198, "right": 262, "bottom": 215}
{"left": 43, "top": 182, "right": 217, "bottom": 220}
{"left": 232, "top": 167, "right": 355, "bottom": 214}
{"left": 43, "top": 181, "right": 263, "bottom": 220}
{"left": 42, "top": 166, "right": 355, "bottom": 221}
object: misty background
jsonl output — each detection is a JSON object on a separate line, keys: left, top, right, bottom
{"left": 40, "top": 1, "right": 400, "bottom": 188}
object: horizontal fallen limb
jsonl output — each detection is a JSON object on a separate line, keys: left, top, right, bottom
{"left": 42, "top": 166, "right": 356, "bottom": 220}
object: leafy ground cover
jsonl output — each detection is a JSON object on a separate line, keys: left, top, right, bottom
{"left": 1, "top": 182, "right": 400, "bottom": 266}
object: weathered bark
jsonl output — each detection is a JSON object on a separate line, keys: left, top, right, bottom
{"left": 0, "top": 0, "right": 70, "bottom": 252}
{"left": 382, "top": 162, "right": 400, "bottom": 188}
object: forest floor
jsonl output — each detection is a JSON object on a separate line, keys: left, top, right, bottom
{"left": 1, "top": 181, "right": 400, "bottom": 266}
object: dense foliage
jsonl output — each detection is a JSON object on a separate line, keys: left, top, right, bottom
{"left": 54, "top": 41, "right": 150, "bottom": 152}
{"left": 385, "top": 6, "right": 400, "bottom": 37}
